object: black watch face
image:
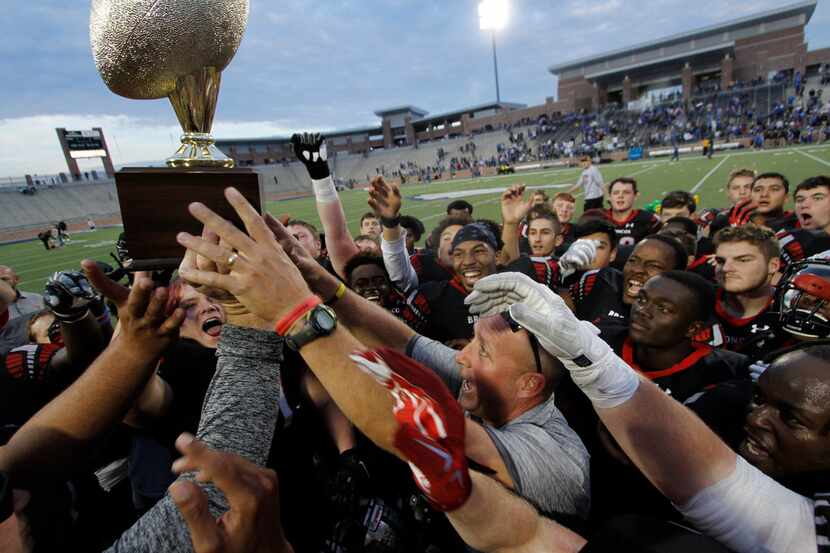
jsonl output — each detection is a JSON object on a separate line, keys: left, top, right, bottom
{"left": 313, "top": 307, "right": 337, "bottom": 332}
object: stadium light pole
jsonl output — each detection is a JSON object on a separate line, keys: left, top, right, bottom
{"left": 479, "top": 0, "right": 509, "bottom": 104}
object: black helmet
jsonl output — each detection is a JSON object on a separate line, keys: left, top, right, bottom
{"left": 777, "top": 251, "right": 830, "bottom": 339}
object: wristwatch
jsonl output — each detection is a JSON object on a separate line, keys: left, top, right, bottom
{"left": 285, "top": 304, "right": 338, "bottom": 351}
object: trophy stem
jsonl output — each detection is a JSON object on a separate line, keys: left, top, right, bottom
{"left": 166, "top": 66, "right": 234, "bottom": 167}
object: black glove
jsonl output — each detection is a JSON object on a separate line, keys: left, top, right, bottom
{"left": 291, "top": 132, "right": 330, "bottom": 180}
{"left": 329, "top": 449, "right": 371, "bottom": 517}
{"left": 43, "top": 271, "right": 101, "bottom": 321}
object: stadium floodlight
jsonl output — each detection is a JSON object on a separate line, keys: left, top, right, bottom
{"left": 479, "top": 0, "right": 509, "bottom": 103}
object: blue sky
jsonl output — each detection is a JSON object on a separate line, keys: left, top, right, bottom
{"left": 1, "top": 0, "right": 828, "bottom": 176}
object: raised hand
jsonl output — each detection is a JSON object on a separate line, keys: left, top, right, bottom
{"left": 170, "top": 434, "right": 292, "bottom": 553}
{"left": 350, "top": 348, "right": 471, "bottom": 512}
{"left": 728, "top": 199, "right": 756, "bottom": 226}
{"left": 465, "top": 272, "right": 601, "bottom": 361}
{"left": 116, "top": 272, "right": 185, "bottom": 359}
{"left": 176, "top": 188, "right": 314, "bottom": 324}
{"left": 558, "top": 239, "right": 599, "bottom": 279}
{"left": 290, "top": 132, "right": 329, "bottom": 180}
{"left": 43, "top": 270, "right": 102, "bottom": 321}
{"left": 367, "top": 176, "right": 402, "bottom": 221}
{"left": 82, "top": 259, "right": 129, "bottom": 312}
{"left": 500, "top": 184, "right": 532, "bottom": 225}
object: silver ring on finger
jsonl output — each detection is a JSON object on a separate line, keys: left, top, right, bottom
{"left": 227, "top": 252, "right": 239, "bottom": 268}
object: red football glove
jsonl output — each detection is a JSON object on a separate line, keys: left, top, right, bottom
{"left": 350, "top": 347, "right": 471, "bottom": 512}
{"left": 728, "top": 199, "right": 756, "bottom": 226}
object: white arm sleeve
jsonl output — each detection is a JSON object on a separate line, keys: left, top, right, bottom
{"left": 381, "top": 235, "right": 420, "bottom": 294}
{"left": 676, "top": 456, "right": 816, "bottom": 553}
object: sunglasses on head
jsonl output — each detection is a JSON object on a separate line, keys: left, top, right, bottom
{"left": 499, "top": 311, "right": 543, "bottom": 374}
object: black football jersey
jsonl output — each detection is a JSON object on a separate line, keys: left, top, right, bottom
{"left": 410, "top": 253, "right": 454, "bottom": 285}
{"left": 406, "top": 278, "right": 477, "bottom": 344}
{"left": 603, "top": 327, "right": 750, "bottom": 403}
{"left": 570, "top": 268, "right": 629, "bottom": 326}
{"left": 776, "top": 228, "right": 830, "bottom": 268}
{"left": 713, "top": 288, "right": 777, "bottom": 353}
{"left": 606, "top": 209, "right": 661, "bottom": 247}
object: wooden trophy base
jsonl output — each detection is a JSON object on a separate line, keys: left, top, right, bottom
{"left": 114, "top": 166, "right": 263, "bottom": 270}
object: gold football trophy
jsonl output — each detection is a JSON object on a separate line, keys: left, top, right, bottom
{"left": 90, "top": 0, "right": 262, "bottom": 269}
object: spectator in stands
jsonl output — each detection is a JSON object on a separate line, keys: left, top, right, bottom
{"left": 660, "top": 190, "right": 697, "bottom": 222}
{"left": 446, "top": 200, "right": 474, "bottom": 222}
{"left": 359, "top": 212, "right": 381, "bottom": 239}
{"left": 0, "top": 266, "right": 43, "bottom": 320}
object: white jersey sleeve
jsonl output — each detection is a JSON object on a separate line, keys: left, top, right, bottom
{"left": 676, "top": 456, "right": 816, "bottom": 553}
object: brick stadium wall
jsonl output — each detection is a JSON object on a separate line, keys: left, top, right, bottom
{"left": 733, "top": 27, "right": 807, "bottom": 82}
{"left": 0, "top": 214, "right": 122, "bottom": 244}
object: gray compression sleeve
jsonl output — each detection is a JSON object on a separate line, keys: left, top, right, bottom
{"left": 104, "top": 325, "right": 284, "bottom": 552}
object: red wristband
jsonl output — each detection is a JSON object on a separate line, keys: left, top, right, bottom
{"left": 275, "top": 296, "right": 322, "bottom": 336}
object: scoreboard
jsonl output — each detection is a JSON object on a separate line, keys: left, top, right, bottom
{"left": 61, "top": 129, "right": 107, "bottom": 159}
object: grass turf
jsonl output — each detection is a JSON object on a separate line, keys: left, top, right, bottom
{"left": 4, "top": 143, "right": 830, "bottom": 293}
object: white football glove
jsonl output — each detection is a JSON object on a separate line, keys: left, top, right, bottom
{"left": 465, "top": 272, "right": 603, "bottom": 361}
{"left": 558, "top": 239, "right": 599, "bottom": 280}
{"left": 465, "top": 272, "right": 639, "bottom": 408}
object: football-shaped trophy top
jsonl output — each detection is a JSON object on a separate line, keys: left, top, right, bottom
{"left": 90, "top": 0, "right": 250, "bottom": 100}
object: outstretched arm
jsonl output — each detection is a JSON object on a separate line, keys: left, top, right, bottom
{"left": 292, "top": 132, "right": 358, "bottom": 277}
{"left": 369, "top": 176, "right": 420, "bottom": 293}
{"left": 466, "top": 273, "right": 816, "bottom": 553}
{"left": 449, "top": 471, "right": 586, "bottom": 553}
{"left": 177, "top": 190, "right": 402, "bottom": 457}
{"left": 0, "top": 272, "right": 185, "bottom": 485}
{"left": 264, "top": 212, "right": 417, "bottom": 352}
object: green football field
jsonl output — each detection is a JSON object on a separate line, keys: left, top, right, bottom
{"left": 4, "top": 143, "right": 830, "bottom": 293}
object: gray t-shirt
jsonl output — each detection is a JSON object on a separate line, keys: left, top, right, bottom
{"left": 407, "top": 335, "right": 591, "bottom": 519}
{"left": 9, "top": 291, "right": 44, "bottom": 319}
{"left": 105, "top": 325, "right": 284, "bottom": 552}
{"left": 578, "top": 165, "right": 604, "bottom": 200}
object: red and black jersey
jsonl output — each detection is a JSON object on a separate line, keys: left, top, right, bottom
{"left": 606, "top": 209, "right": 661, "bottom": 247}
{"left": 776, "top": 229, "right": 830, "bottom": 268}
{"left": 410, "top": 253, "right": 454, "bottom": 285}
{"left": 570, "top": 268, "right": 629, "bottom": 326}
{"left": 384, "top": 289, "right": 427, "bottom": 333}
{"left": 1, "top": 343, "right": 64, "bottom": 427}
{"left": 505, "top": 255, "right": 562, "bottom": 290}
{"left": 603, "top": 328, "right": 750, "bottom": 403}
{"left": 406, "top": 278, "right": 477, "bottom": 344}
{"left": 763, "top": 211, "right": 799, "bottom": 233}
{"left": 713, "top": 288, "right": 777, "bottom": 353}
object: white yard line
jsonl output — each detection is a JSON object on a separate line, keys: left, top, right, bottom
{"left": 797, "top": 149, "right": 830, "bottom": 167}
{"left": 691, "top": 155, "right": 731, "bottom": 193}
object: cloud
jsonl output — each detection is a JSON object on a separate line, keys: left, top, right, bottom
{"left": 0, "top": 114, "right": 322, "bottom": 176}
{"left": 569, "top": 0, "right": 622, "bottom": 17}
